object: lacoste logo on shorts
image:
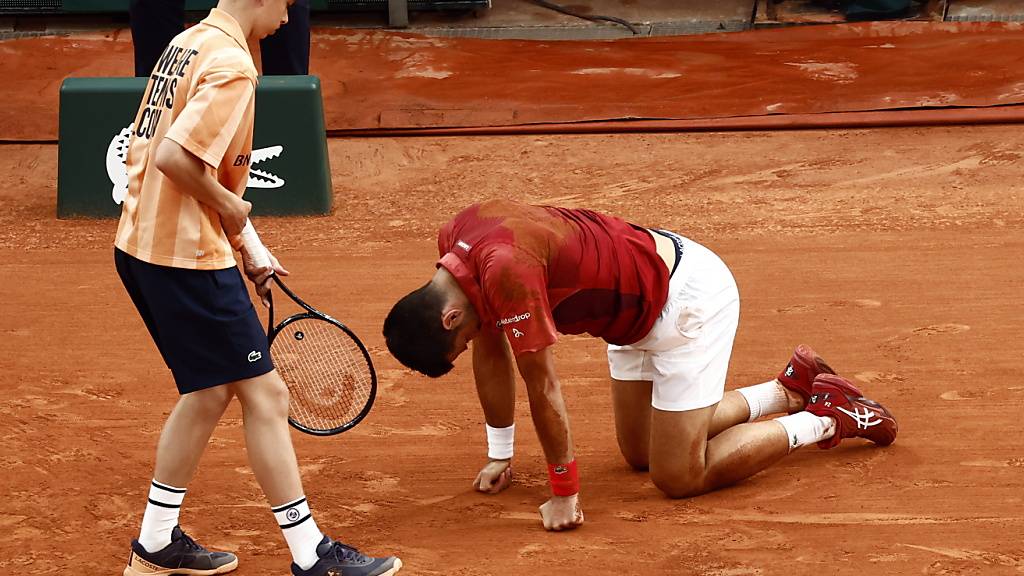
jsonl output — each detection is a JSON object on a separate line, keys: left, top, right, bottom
{"left": 248, "top": 351, "right": 262, "bottom": 363}
{"left": 286, "top": 507, "right": 300, "bottom": 522}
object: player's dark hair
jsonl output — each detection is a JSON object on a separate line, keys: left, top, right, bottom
{"left": 383, "top": 282, "right": 456, "bottom": 378}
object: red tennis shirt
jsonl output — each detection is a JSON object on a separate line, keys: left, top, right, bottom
{"left": 437, "top": 200, "right": 669, "bottom": 356}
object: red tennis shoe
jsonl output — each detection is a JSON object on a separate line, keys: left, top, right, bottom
{"left": 806, "top": 374, "right": 898, "bottom": 449}
{"left": 777, "top": 344, "right": 839, "bottom": 407}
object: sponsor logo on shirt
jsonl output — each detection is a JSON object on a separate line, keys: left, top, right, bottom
{"left": 248, "top": 351, "right": 262, "bottom": 363}
{"left": 496, "top": 312, "right": 531, "bottom": 328}
{"left": 456, "top": 240, "right": 472, "bottom": 252}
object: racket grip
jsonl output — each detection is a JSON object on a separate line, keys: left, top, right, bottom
{"left": 240, "top": 219, "right": 272, "bottom": 269}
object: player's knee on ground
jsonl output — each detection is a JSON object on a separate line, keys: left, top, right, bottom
{"left": 618, "top": 445, "right": 649, "bottom": 471}
{"left": 650, "top": 467, "right": 708, "bottom": 499}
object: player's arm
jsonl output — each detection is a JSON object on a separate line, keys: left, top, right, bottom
{"left": 470, "top": 327, "right": 517, "bottom": 494}
{"left": 153, "top": 140, "right": 250, "bottom": 237}
{"left": 516, "top": 347, "right": 584, "bottom": 531}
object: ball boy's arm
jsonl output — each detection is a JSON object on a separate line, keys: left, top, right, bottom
{"left": 153, "top": 138, "right": 250, "bottom": 237}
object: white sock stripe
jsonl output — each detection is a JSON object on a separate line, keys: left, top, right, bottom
{"left": 274, "top": 497, "right": 312, "bottom": 528}
{"left": 272, "top": 496, "right": 307, "bottom": 513}
{"left": 148, "top": 481, "right": 186, "bottom": 506}
{"left": 272, "top": 495, "right": 323, "bottom": 571}
{"left": 280, "top": 513, "right": 312, "bottom": 530}
{"left": 139, "top": 481, "right": 185, "bottom": 553}
{"left": 151, "top": 480, "right": 187, "bottom": 494}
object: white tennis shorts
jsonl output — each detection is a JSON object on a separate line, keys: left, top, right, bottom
{"left": 607, "top": 233, "right": 740, "bottom": 412}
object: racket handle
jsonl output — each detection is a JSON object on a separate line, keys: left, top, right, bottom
{"left": 240, "top": 219, "right": 272, "bottom": 269}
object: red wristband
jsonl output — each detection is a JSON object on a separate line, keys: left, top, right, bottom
{"left": 547, "top": 459, "right": 579, "bottom": 496}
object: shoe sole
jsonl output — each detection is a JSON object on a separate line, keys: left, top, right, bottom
{"left": 377, "top": 558, "right": 404, "bottom": 576}
{"left": 123, "top": 556, "right": 238, "bottom": 576}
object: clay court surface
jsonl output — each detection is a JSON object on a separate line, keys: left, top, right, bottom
{"left": 3, "top": 23, "right": 1024, "bottom": 576}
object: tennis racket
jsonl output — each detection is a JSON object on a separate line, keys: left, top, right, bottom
{"left": 240, "top": 221, "right": 377, "bottom": 436}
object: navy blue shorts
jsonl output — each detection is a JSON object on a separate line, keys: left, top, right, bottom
{"left": 115, "top": 248, "right": 274, "bottom": 394}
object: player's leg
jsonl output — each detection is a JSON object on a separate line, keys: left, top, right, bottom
{"left": 610, "top": 373, "right": 790, "bottom": 468}
{"left": 608, "top": 232, "right": 746, "bottom": 468}
{"left": 648, "top": 377, "right": 897, "bottom": 498}
{"left": 644, "top": 280, "right": 808, "bottom": 496}
{"left": 610, "top": 378, "right": 653, "bottom": 470}
{"left": 634, "top": 235, "right": 799, "bottom": 497}
{"left": 259, "top": 0, "right": 310, "bottom": 75}
{"left": 649, "top": 402, "right": 794, "bottom": 498}
{"left": 646, "top": 301, "right": 837, "bottom": 497}
{"left": 731, "top": 345, "right": 834, "bottom": 426}
{"left": 640, "top": 237, "right": 885, "bottom": 498}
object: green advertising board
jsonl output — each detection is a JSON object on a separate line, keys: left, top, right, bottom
{"left": 58, "top": 75, "right": 332, "bottom": 218}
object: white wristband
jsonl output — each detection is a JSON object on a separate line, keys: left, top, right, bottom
{"left": 240, "top": 219, "right": 271, "bottom": 269}
{"left": 486, "top": 423, "right": 515, "bottom": 460}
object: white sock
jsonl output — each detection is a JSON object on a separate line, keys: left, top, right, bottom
{"left": 138, "top": 479, "right": 186, "bottom": 553}
{"left": 737, "top": 380, "right": 790, "bottom": 421}
{"left": 776, "top": 412, "right": 836, "bottom": 452}
{"left": 273, "top": 496, "right": 324, "bottom": 570}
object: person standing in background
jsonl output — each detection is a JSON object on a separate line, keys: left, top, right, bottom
{"left": 130, "top": 0, "right": 311, "bottom": 77}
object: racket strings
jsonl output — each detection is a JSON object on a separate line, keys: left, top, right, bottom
{"left": 271, "top": 317, "right": 373, "bottom": 432}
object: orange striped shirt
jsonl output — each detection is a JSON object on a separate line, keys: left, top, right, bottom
{"left": 115, "top": 8, "right": 257, "bottom": 269}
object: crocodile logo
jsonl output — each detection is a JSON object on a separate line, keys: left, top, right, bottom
{"left": 107, "top": 123, "right": 285, "bottom": 205}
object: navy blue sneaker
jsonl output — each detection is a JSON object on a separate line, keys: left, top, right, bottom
{"left": 124, "top": 526, "right": 238, "bottom": 575}
{"left": 291, "top": 536, "right": 402, "bottom": 576}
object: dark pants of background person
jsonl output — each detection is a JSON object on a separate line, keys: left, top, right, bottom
{"left": 129, "top": 0, "right": 311, "bottom": 77}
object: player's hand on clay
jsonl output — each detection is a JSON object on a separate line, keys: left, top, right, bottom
{"left": 539, "top": 494, "right": 584, "bottom": 531}
{"left": 473, "top": 459, "right": 513, "bottom": 494}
